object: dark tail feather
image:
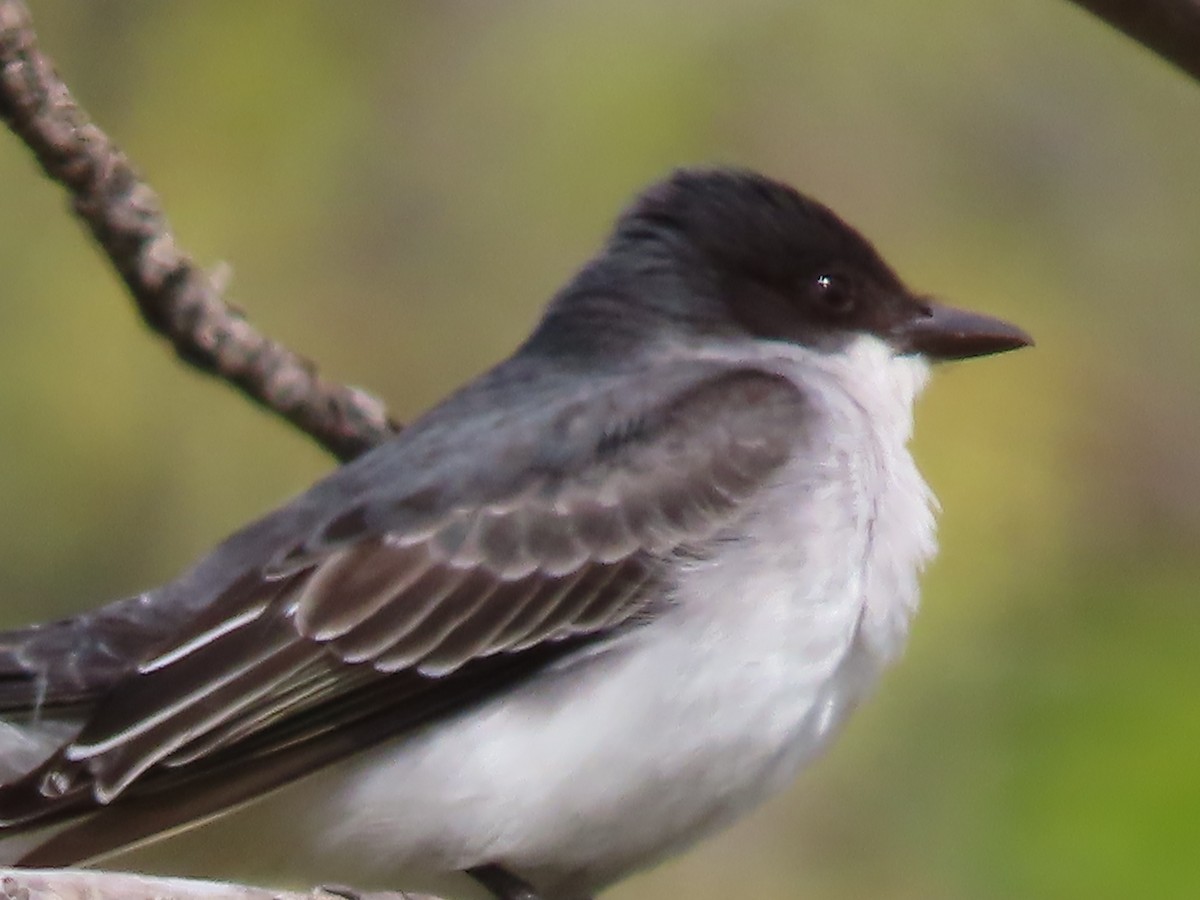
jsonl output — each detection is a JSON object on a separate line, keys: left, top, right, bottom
{"left": 0, "top": 591, "right": 179, "bottom": 715}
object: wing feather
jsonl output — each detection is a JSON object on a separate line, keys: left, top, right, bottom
{"left": 0, "top": 366, "right": 812, "bottom": 858}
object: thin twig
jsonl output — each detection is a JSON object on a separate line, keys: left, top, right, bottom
{"left": 1065, "top": 0, "right": 1200, "bottom": 83}
{"left": 0, "top": 0, "right": 399, "bottom": 462}
{"left": 0, "top": 868, "right": 429, "bottom": 900}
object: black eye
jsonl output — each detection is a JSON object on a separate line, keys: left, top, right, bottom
{"left": 812, "top": 273, "right": 855, "bottom": 315}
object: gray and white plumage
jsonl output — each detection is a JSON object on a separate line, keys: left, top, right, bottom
{"left": 0, "top": 168, "right": 1030, "bottom": 898}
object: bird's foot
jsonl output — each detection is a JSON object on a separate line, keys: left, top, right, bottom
{"left": 465, "top": 864, "right": 544, "bottom": 900}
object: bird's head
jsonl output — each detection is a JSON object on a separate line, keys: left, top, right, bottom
{"left": 542, "top": 168, "right": 1032, "bottom": 363}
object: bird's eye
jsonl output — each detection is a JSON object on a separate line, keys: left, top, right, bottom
{"left": 812, "top": 273, "right": 855, "bottom": 315}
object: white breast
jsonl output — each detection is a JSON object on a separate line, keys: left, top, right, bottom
{"left": 662, "top": 333, "right": 938, "bottom": 772}
{"left": 792, "top": 334, "right": 939, "bottom": 660}
{"left": 688, "top": 332, "right": 938, "bottom": 658}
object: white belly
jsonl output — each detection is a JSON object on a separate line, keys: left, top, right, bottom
{"left": 115, "top": 594, "right": 876, "bottom": 899}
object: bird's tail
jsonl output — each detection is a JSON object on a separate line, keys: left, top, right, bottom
{"left": 0, "top": 617, "right": 94, "bottom": 785}
{"left": 0, "top": 706, "right": 83, "bottom": 865}
{"left": 0, "top": 618, "right": 108, "bottom": 864}
{"left": 0, "top": 592, "right": 215, "bottom": 865}
{"left": 0, "top": 599, "right": 159, "bottom": 791}
{"left": 0, "top": 589, "right": 180, "bottom": 719}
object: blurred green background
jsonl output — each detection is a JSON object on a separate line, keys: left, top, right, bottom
{"left": 2, "top": 1, "right": 1199, "bottom": 897}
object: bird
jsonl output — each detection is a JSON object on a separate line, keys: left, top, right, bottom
{"left": 0, "top": 168, "right": 1031, "bottom": 899}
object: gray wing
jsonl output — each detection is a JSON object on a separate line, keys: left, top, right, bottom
{"left": 0, "top": 367, "right": 812, "bottom": 860}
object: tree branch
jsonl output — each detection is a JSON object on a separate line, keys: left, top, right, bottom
{"left": 0, "top": 868, "right": 429, "bottom": 900}
{"left": 0, "top": 0, "right": 399, "bottom": 462}
{"left": 1064, "top": 0, "right": 1200, "bottom": 83}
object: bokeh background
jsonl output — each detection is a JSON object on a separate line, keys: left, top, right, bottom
{"left": 1, "top": 1, "right": 1198, "bottom": 898}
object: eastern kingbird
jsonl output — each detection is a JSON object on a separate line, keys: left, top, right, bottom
{"left": 0, "top": 169, "right": 1031, "bottom": 899}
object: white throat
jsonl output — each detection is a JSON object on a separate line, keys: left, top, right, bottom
{"left": 686, "top": 331, "right": 939, "bottom": 659}
{"left": 779, "top": 333, "right": 938, "bottom": 658}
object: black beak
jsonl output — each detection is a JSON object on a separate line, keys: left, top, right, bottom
{"left": 897, "top": 300, "right": 1033, "bottom": 361}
